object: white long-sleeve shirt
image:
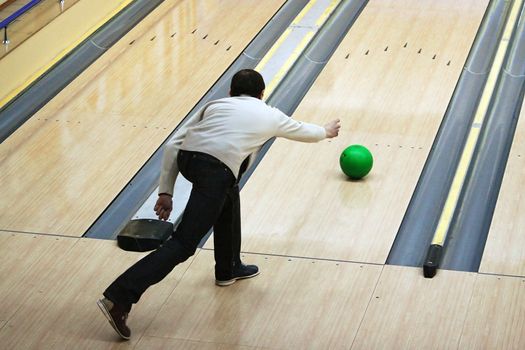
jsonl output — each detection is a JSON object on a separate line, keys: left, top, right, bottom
{"left": 158, "top": 96, "right": 326, "bottom": 195}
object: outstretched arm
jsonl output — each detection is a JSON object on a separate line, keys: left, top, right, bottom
{"left": 274, "top": 109, "right": 341, "bottom": 142}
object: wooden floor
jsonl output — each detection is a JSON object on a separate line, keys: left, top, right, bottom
{"left": 1, "top": 231, "right": 524, "bottom": 349}
{"left": 0, "top": 0, "right": 286, "bottom": 236}
{"left": 2, "top": 0, "right": 525, "bottom": 348}
{"left": 0, "top": 0, "right": 81, "bottom": 59}
{"left": 480, "top": 99, "right": 525, "bottom": 276}
{"left": 0, "top": 231, "right": 194, "bottom": 349}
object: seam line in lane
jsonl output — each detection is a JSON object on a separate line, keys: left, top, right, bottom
{"left": 0, "top": 229, "right": 85, "bottom": 239}
{"left": 200, "top": 247, "right": 385, "bottom": 266}
{"left": 349, "top": 264, "right": 385, "bottom": 350}
{"left": 478, "top": 270, "right": 525, "bottom": 279}
{"left": 455, "top": 274, "right": 479, "bottom": 350}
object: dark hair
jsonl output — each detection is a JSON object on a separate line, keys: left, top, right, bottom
{"left": 230, "top": 69, "right": 265, "bottom": 98}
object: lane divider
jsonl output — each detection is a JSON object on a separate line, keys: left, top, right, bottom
{"left": 256, "top": 0, "right": 340, "bottom": 98}
{"left": 423, "top": 0, "right": 524, "bottom": 278}
{"left": 254, "top": 0, "right": 319, "bottom": 73}
{"left": 263, "top": 31, "right": 315, "bottom": 96}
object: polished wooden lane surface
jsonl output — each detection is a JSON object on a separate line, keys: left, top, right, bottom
{"left": 0, "top": 231, "right": 78, "bottom": 324}
{"left": 354, "top": 266, "right": 525, "bottom": 349}
{"left": 146, "top": 249, "right": 382, "bottom": 349}
{"left": 352, "top": 265, "right": 476, "bottom": 349}
{"left": 480, "top": 100, "right": 525, "bottom": 276}
{"left": 26, "top": 0, "right": 186, "bottom": 117}
{"left": 205, "top": 0, "right": 488, "bottom": 264}
{"left": 459, "top": 273, "right": 525, "bottom": 349}
{"left": 0, "top": 231, "right": 195, "bottom": 349}
{"left": 0, "top": 0, "right": 81, "bottom": 59}
{"left": 0, "top": 0, "right": 285, "bottom": 236}
{"left": 136, "top": 337, "right": 255, "bottom": 350}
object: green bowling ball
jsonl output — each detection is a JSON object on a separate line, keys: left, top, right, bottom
{"left": 340, "top": 145, "right": 373, "bottom": 179}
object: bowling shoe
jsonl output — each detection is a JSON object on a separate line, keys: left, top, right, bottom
{"left": 215, "top": 263, "right": 260, "bottom": 286}
{"left": 97, "top": 297, "right": 131, "bottom": 340}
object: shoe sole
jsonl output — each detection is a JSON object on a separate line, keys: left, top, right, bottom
{"left": 215, "top": 270, "right": 260, "bottom": 286}
{"left": 97, "top": 299, "right": 131, "bottom": 340}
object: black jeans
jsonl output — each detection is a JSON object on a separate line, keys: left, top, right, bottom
{"left": 104, "top": 150, "right": 242, "bottom": 312}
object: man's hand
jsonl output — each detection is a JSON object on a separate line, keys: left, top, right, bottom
{"left": 324, "top": 119, "right": 341, "bottom": 138}
{"left": 155, "top": 194, "right": 173, "bottom": 221}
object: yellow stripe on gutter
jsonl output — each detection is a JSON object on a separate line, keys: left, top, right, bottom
{"left": 431, "top": 0, "right": 523, "bottom": 246}
{"left": 316, "top": 0, "right": 339, "bottom": 27}
{"left": 264, "top": 31, "right": 315, "bottom": 97}
{"left": 256, "top": 28, "right": 294, "bottom": 73}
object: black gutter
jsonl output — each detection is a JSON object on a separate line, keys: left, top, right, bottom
{"left": 441, "top": 9, "right": 525, "bottom": 272}
{"left": 386, "top": 0, "right": 510, "bottom": 267}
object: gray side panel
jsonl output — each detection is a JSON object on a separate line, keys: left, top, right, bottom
{"left": 387, "top": 0, "right": 510, "bottom": 267}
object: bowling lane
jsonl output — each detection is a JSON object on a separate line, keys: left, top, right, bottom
{"left": 479, "top": 100, "right": 525, "bottom": 276}
{"left": 0, "top": 0, "right": 286, "bottom": 236}
{"left": 206, "top": 0, "right": 488, "bottom": 264}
